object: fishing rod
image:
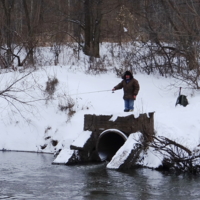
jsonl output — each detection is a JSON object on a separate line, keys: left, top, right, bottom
{"left": 69, "top": 89, "right": 113, "bottom": 96}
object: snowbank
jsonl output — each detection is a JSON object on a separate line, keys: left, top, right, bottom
{"left": 0, "top": 64, "right": 200, "bottom": 169}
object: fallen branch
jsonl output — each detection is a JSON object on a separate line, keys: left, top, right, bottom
{"left": 150, "top": 136, "right": 200, "bottom": 173}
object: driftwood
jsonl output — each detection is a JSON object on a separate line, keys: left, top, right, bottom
{"left": 150, "top": 136, "right": 200, "bottom": 174}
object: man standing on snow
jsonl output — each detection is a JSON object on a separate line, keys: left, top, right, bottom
{"left": 112, "top": 71, "right": 140, "bottom": 112}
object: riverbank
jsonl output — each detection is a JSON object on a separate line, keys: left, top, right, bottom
{"left": 0, "top": 65, "right": 200, "bottom": 169}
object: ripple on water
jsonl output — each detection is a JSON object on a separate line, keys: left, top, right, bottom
{"left": 1, "top": 152, "right": 200, "bottom": 200}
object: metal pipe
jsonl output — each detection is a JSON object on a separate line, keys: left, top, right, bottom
{"left": 96, "top": 129, "right": 127, "bottom": 161}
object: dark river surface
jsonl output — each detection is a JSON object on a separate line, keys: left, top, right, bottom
{"left": 1, "top": 151, "right": 200, "bottom": 200}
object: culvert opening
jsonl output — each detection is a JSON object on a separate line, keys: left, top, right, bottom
{"left": 96, "top": 129, "right": 127, "bottom": 161}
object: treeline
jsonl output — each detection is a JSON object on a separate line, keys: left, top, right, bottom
{"left": 0, "top": 0, "right": 200, "bottom": 87}
{"left": 0, "top": 0, "right": 133, "bottom": 66}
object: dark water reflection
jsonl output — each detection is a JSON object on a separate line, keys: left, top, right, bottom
{"left": 0, "top": 152, "right": 200, "bottom": 200}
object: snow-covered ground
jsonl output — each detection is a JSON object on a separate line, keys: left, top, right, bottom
{"left": 0, "top": 55, "right": 200, "bottom": 169}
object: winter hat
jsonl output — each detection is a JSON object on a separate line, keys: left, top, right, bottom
{"left": 123, "top": 71, "right": 133, "bottom": 79}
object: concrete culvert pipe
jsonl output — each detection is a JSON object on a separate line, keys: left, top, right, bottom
{"left": 96, "top": 129, "right": 127, "bottom": 161}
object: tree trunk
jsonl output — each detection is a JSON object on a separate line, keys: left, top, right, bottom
{"left": 83, "top": 0, "right": 102, "bottom": 58}
{"left": 83, "top": 0, "right": 91, "bottom": 56}
{"left": 1, "top": 0, "right": 15, "bottom": 67}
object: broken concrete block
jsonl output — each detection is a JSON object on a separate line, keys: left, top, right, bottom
{"left": 107, "top": 132, "right": 143, "bottom": 169}
{"left": 70, "top": 130, "right": 92, "bottom": 150}
{"left": 52, "top": 148, "right": 74, "bottom": 164}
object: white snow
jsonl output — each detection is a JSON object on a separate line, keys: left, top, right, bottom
{"left": 123, "top": 27, "right": 128, "bottom": 32}
{"left": 52, "top": 148, "right": 74, "bottom": 164}
{"left": 71, "top": 130, "right": 92, "bottom": 149}
{"left": 1, "top": 45, "right": 200, "bottom": 169}
{"left": 138, "top": 147, "right": 164, "bottom": 168}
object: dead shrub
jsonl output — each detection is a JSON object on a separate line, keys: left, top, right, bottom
{"left": 86, "top": 56, "right": 109, "bottom": 74}
{"left": 114, "top": 67, "right": 125, "bottom": 78}
{"left": 45, "top": 126, "right": 51, "bottom": 133}
{"left": 58, "top": 96, "right": 76, "bottom": 122}
{"left": 45, "top": 76, "right": 59, "bottom": 97}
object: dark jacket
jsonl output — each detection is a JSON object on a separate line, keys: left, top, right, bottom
{"left": 114, "top": 75, "right": 140, "bottom": 100}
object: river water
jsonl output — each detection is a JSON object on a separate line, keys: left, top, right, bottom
{"left": 1, "top": 151, "right": 200, "bottom": 200}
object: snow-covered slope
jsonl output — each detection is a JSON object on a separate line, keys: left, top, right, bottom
{"left": 0, "top": 65, "right": 200, "bottom": 168}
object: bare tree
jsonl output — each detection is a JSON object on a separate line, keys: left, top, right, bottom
{"left": 82, "top": 0, "right": 102, "bottom": 57}
{"left": 0, "top": 71, "right": 45, "bottom": 119}
{"left": 21, "top": 0, "right": 44, "bottom": 66}
{"left": 117, "top": 0, "right": 200, "bottom": 88}
{"left": 0, "top": 0, "right": 15, "bottom": 67}
{"left": 0, "top": 0, "right": 45, "bottom": 68}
